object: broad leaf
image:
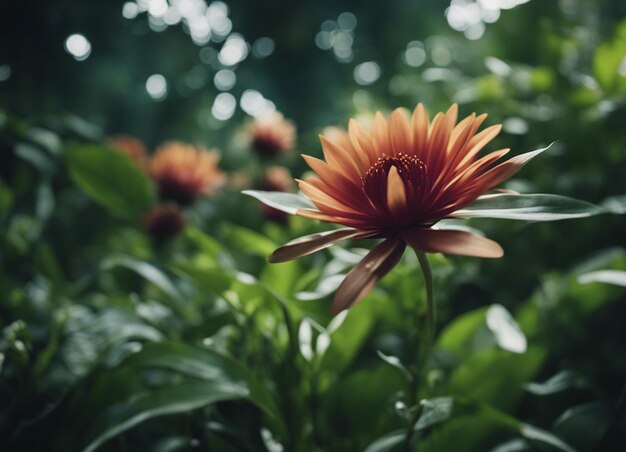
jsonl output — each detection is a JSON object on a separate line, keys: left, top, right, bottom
{"left": 454, "top": 194, "right": 606, "bottom": 221}
{"left": 486, "top": 305, "right": 527, "bottom": 354}
{"left": 552, "top": 402, "right": 612, "bottom": 451}
{"left": 66, "top": 144, "right": 155, "bottom": 219}
{"left": 416, "top": 397, "right": 455, "bottom": 430}
{"left": 365, "top": 397, "right": 575, "bottom": 452}
{"left": 223, "top": 224, "right": 278, "bottom": 257}
{"left": 68, "top": 342, "right": 278, "bottom": 452}
{"left": 593, "top": 19, "right": 626, "bottom": 93}
{"left": 242, "top": 190, "right": 317, "bottom": 215}
{"left": 448, "top": 347, "right": 545, "bottom": 412}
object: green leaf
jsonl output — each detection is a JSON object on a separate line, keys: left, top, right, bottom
{"left": 295, "top": 274, "right": 344, "bottom": 301}
{"left": 66, "top": 144, "right": 155, "bottom": 219}
{"left": 524, "top": 370, "right": 587, "bottom": 396}
{"left": 593, "top": 20, "right": 626, "bottom": 93}
{"left": 416, "top": 397, "right": 455, "bottom": 430}
{"left": 455, "top": 194, "right": 606, "bottom": 221}
{"left": 223, "top": 224, "right": 278, "bottom": 257}
{"left": 577, "top": 269, "right": 626, "bottom": 287}
{"left": 320, "top": 307, "right": 375, "bottom": 373}
{"left": 552, "top": 402, "right": 612, "bottom": 451}
{"left": 601, "top": 194, "right": 626, "bottom": 214}
{"left": 366, "top": 397, "right": 575, "bottom": 452}
{"left": 242, "top": 190, "right": 317, "bottom": 215}
{"left": 72, "top": 342, "right": 278, "bottom": 452}
{"left": 437, "top": 305, "right": 527, "bottom": 358}
{"left": 376, "top": 350, "right": 412, "bottom": 380}
{"left": 520, "top": 424, "right": 576, "bottom": 452}
{"left": 437, "top": 307, "right": 489, "bottom": 357}
{"left": 324, "top": 365, "right": 405, "bottom": 444}
{"left": 448, "top": 347, "right": 545, "bottom": 412}
{"left": 486, "top": 305, "right": 527, "bottom": 354}
{"left": 363, "top": 430, "right": 405, "bottom": 452}
{"left": 15, "top": 142, "right": 55, "bottom": 174}
{"left": 171, "top": 261, "right": 234, "bottom": 295}
{"left": 102, "top": 255, "right": 183, "bottom": 301}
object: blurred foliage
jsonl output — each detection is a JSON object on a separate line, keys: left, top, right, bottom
{"left": 1, "top": 0, "right": 626, "bottom": 451}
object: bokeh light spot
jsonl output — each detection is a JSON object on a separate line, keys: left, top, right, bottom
{"left": 240, "top": 89, "right": 275, "bottom": 117}
{"left": 404, "top": 41, "right": 426, "bottom": 67}
{"left": 218, "top": 34, "right": 248, "bottom": 66}
{"left": 146, "top": 74, "right": 168, "bottom": 100}
{"left": 252, "top": 37, "right": 275, "bottom": 58}
{"left": 353, "top": 61, "right": 380, "bottom": 85}
{"left": 64, "top": 34, "right": 92, "bottom": 61}
{"left": 212, "top": 92, "right": 236, "bottom": 120}
{"left": 214, "top": 69, "right": 236, "bottom": 90}
{"left": 122, "top": 2, "right": 139, "bottom": 19}
{"left": 337, "top": 12, "right": 357, "bottom": 31}
{"left": 0, "top": 65, "right": 11, "bottom": 82}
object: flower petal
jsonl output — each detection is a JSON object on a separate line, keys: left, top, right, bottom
{"left": 411, "top": 103, "right": 430, "bottom": 157}
{"left": 348, "top": 118, "right": 377, "bottom": 168}
{"left": 296, "top": 208, "right": 375, "bottom": 229}
{"left": 457, "top": 124, "right": 503, "bottom": 168}
{"left": 386, "top": 165, "right": 407, "bottom": 217}
{"left": 320, "top": 136, "right": 362, "bottom": 181}
{"left": 474, "top": 143, "right": 553, "bottom": 190}
{"left": 403, "top": 228, "right": 503, "bottom": 258}
{"left": 389, "top": 108, "right": 413, "bottom": 154}
{"left": 302, "top": 155, "right": 368, "bottom": 209}
{"left": 372, "top": 112, "right": 391, "bottom": 156}
{"left": 298, "top": 179, "right": 376, "bottom": 221}
{"left": 268, "top": 228, "right": 377, "bottom": 263}
{"left": 332, "top": 236, "right": 406, "bottom": 315}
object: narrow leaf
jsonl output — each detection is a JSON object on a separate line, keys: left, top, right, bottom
{"left": 454, "top": 194, "right": 606, "bottom": 221}
{"left": 578, "top": 269, "right": 626, "bottom": 287}
{"left": 102, "top": 256, "right": 182, "bottom": 301}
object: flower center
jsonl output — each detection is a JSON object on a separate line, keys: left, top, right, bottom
{"left": 361, "top": 153, "right": 428, "bottom": 208}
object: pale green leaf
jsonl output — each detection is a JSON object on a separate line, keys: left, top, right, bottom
{"left": 455, "top": 194, "right": 606, "bottom": 221}
{"left": 242, "top": 190, "right": 317, "bottom": 215}
{"left": 578, "top": 269, "right": 626, "bottom": 287}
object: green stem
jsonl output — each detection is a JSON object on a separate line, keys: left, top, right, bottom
{"left": 416, "top": 251, "right": 435, "bottom": 344}
{"left": 402, "top": 251, "right": 435, "bottom": 451}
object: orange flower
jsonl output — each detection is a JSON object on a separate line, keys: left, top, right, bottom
{"left": 108, "top": 135, "right": 148, "bottom": 167}
{"left": 249, "top": 111, "right": 296, "bottom": 156}
{"left": 149, "top": 141, "right": 225, "bottom": 205}
{"left": 260, "top": 104, "right": 548, "bottom": 314}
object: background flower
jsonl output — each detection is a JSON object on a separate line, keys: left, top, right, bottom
{"left": 143, "top": 203, "right": 186, "bottom": 241}
{"left": 249, "top": 111, "right": 296, "bottom": 157}
{"left": 108, "top": 135, "right": 148, "bottom": 168}
{"left": 149, "top": 141, "right": 226, "bottom": 206}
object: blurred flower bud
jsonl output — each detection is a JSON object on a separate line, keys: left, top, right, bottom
{"left": 249, "top": 111, "right": 296, "bottom": 157}
{"left": 143, "top": 204, "right": 185, "bottom": 241}
{"left": 108, "top": 135, "right": 148, "bottom": 168}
